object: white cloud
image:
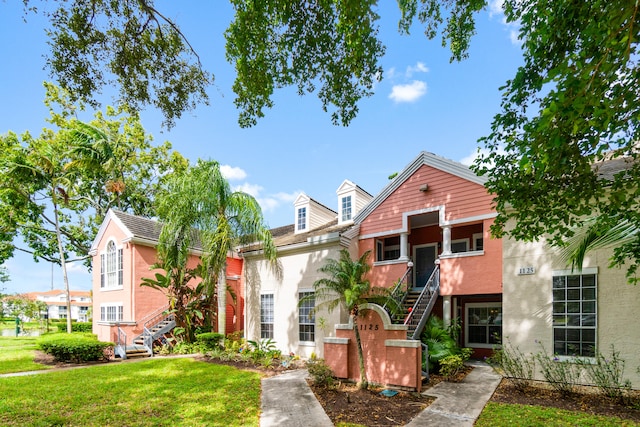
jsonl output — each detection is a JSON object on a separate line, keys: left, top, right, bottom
{"left": 220, "top": 164, "right": 247, "bottom": 181}
{"left": 234, "top": 182, "right": 262, "bottom": 198}
{"left": 389, "top": 81, "right": 427, "bottom": 103}
{"left": 385, "top": 67, "right": 397, "bottom": 80}
{"left": 459, "top": 147, "right": 507, "bottom": 167}
{"left": 406, "top": 62, "right": 429, "bottom": 77}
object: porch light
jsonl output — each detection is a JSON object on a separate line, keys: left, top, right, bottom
{"left": 419, "top": 184, "right": 429, "bottom": 192}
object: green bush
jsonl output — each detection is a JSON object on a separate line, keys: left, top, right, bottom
{"left": 195, "top": 332, "right": 225, "bottom": 350}
{"left": 488, "top": 338, "right": 536, "bottom": 392}
{"left": 306, "top": 358, "right": 334, "bottom": 388}
{"left": 37, "top": 333, "right": 113, "bottom": 363}
{"left": 439, "top": 354, "right": 464, "bottom": 380}
{"left": 53, "top": 322, "right": 93, "bottom": 333}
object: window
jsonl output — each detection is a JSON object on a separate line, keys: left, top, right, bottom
{"left": 100, "top": 304, "right": 123, "bottom": 322}
{"left": 472, "top": 233, "right": 484, "bottom": 251}
{"left": 341, "top": 195, "right": 352, "bottom": 222}
{"left": 376, "top": 236, "right": 400, "bottom": 261}
{"left": 260, "top": 294, "right": 274, "bottom": 339}
{"left": 466, "top": 303, "right": 502, "bottom": 348}
{"left": 299, "top": 292, "right": 315, "bottom": 342}
{"left": 101, "top": 241, "right": 123, "bottom": 288}
{"left": 58, "top": 305, "right": 67, "bottom": 320}
{"left": 297, "top": 207, "right": 307, "bottom": 231}
{"left": 552, "top": 271, "right": 596, "bottom": 357}
{"left": 451, "top": 238, "right": 469, "bottom": 253}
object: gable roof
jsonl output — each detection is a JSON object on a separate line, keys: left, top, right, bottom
{"left": 353, "top": 151, "right": 486, "bottom": 224}
{"left": 89, "top": 209, "right": 203, "bottom": 255}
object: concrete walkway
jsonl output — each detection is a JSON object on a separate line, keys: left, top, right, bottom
{"left": 260, "top": 361, "right": 502, "bottom": 427}
{"left": 260, "top": 369, "right": 333, "bottom": 427}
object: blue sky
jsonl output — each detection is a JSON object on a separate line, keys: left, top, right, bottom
{"left": 0, "top": 1, "right": 522, "bottom": 294}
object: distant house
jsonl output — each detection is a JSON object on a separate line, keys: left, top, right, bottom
{"left": 22, "top": 290, "right": 92, "bottom": 322}
{"left": 89, "top": 209, "right": 243, "bottom": 358}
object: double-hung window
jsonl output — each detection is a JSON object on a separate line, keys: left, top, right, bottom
{"left": 297, "top": 207, "right": 307, "bottom": 232}
{"left": 466, "top": 303, "right": 502, "bottom": 348}
{"left": 260, "top": 294, "right": 274, "bottom": 339}
{"left": 100, "top": 304, "right": 123, "bottom": 322}
{"left": 552, "top": 270, "right": 597, "bottom": 357}
{"left": 299, "top": 292, "right": 315, "bottom": 342}
{"left": 341, "top": 196, "right": 352, "bottom": 222}
{"left": 101, "top": 241, "right": 123, "bottom": 289}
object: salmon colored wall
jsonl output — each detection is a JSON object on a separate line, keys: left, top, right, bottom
{"left": 359, "top": 164, "right": 494, "bottom": 236}
{"left": 326, "top": 305, "right": 422, "bottom": 391}
{"left": 439, "top": 219, "right": 502, "bottom": 296}
{"left": 92, "top": 217, "right": 244, "bottom": 343}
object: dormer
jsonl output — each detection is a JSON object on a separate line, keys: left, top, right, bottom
{"left": 294, "top": 193, "right": 336, "bottom": 234}
{"left": 336, "top": 180, "right": 373, "bottom": 225}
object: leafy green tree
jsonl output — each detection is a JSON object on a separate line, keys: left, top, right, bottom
{"left": 473, "top": 1, "right": 640, "bottom": 282}
{"left": 154, "top": 159, "right": 277, "bottom": 336}
{"left": 311, "top": 249, "right": 395, "bottom": 390}
{"left": 0, "top": 85, "right": 188, "bottom": 331}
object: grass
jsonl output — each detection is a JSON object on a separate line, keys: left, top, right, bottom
{"left": 0, "top": 336, "right": 52, "bottom": 374}
{"left": 0, "top": 357, "right": 262, "bottom": 427}
{"left": 476, "top": 402, "right": 640, "bottom": 427}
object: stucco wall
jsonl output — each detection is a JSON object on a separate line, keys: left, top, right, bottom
{"left": 503, "top": 225, "right": 640, "bottom": 388}
{"left": 244, "top": 244, "right": 346, "bottom": 358}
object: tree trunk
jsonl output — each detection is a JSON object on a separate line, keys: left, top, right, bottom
{"left": 53, "top": 197, "right": 72, "bottom": 334}
{"left": 353, "top": 314, "right": 368, "bottom": 390}
{"left": 217, "top": 260, "right": 227, "bottom": 334}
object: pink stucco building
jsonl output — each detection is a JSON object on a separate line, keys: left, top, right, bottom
{"left": 90, "top": 209, "right": 243, "bottom": 358}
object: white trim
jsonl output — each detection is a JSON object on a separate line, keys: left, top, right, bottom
{"left": 354, "top": 152, "right": 486, "bottom": 224}
{"left": 439, "top": 251, "right": 484, "bottom": 260}
{"left": 385, "top": 339, "right": 421, "bottom": 348}
{"left": 465, "top": 302, "right": 502, "bottom": 349}
{"left": 472, "top": 233, "right": 483, "bottom": 251}
{"left": 442, "top": 212, "right": 498, "bottom": 226}
{"left": 324, "top": 337, "right": 349, "bottom": 344}
{"left": 552, "top": 267, "right": 598, "bottom": 276}
{"left": 451, "top": 238, "right": 469, "bottom": 253}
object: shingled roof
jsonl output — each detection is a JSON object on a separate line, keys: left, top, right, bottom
{"left": 241, "top": 219, "right": 355, "bottom": 253}
{"left": 593, "top": 155, "right": 636, "bottom": 181}
{"left": 111, "top": 210, "right": 163, "bottom": 243}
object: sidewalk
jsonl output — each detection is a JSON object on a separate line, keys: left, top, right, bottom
{"left": 260, "top": 361, "right": 502, "bottom": 427}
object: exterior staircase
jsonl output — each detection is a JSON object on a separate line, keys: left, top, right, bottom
{"left": 404, "top": 265, "right": 440, "bottom": 340}
{"left": 114, "top": 308, "right": 176, "bottom": 360}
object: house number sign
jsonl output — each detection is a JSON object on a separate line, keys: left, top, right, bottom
{"left": 518, "top": 266, "right": 536, "bottom": 275}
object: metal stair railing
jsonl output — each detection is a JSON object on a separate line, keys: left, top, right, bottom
{"left": 404, "top": 265, "right": 440, "bottom": 340}
{"left": 133, "top": 309, "right": 176, "bottom": 356}
{"left": 382, "top": 264, "right": 413, "bottom": 316}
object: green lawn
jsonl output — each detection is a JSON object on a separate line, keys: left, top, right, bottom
{"left": 476, "top": 402, "right": 640, "bottom": 426}
{"left": 0, "top": 336, "right": 52, "bottom": 374}
{"left": 0, "top": 357, "right": 261, "bottom": 427}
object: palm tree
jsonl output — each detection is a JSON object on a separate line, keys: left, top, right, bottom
{"left": 155, "top": 160, "right": 277, "bottom": 336}
{"left": 311, "top": 249, "right": 394, "bottom": 390}
{"left": 558, "top": 216, "right": 640, "bottom": 277}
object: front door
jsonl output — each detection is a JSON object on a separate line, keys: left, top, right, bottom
{"left": 413, "top": 243, "right": 438, "bottom": 289}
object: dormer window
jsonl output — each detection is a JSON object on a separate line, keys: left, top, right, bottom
{"left": 341, "top": 195, "right": 352, "bottom": 222}
{"left": 297, "top": 207, "right": 307, "bottom": 231}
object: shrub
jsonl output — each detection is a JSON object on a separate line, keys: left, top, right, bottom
{"left": 578, "top": 345, "right": 632, "bottom": 403}
{"left": 421, "top": 315, "right": 467, "bottom": 372}
{"left": 195, "top": 332, "right": 225, "bottom": 350}
{"left": 37, "top": 333, "right": 113, "bottom": 363}
{"left": 306, "top": 358, "right": 334, "bottom": 388}
{"left": 53, "top": 322, "right": 93, "bottom": 333}
{"left": 535, "top": 342, "right": 581, "bottom": 395}
{"left": 439, "top": 354, "right": 465, "bottom": 380}
{"left": 488, "top": 338, "right": 536, "bottom": 392}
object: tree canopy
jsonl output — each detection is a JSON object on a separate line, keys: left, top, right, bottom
{"left": 0, "top": 83, "right": 188, "bottom": 270}
{"left": 14, "top": 1, "right": 640, "bottom": 276}
{"left": 472, "top": 1, "right": 640, "bottom": 281}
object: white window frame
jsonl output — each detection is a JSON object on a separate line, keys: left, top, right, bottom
{"left": 376, "top": 236, "right": 401, "bottom": 262}
{"left": 451, "top": 238, "right": 469, "bottom": 253}
{"left": 341, "top": 195, "right": 352, "bottom": 222}
{"left": 472, "top": 233, "right": 483, "bottom": 251}
{"left": 100, "top": 239, "right": 124, "bottom": 290}
{"left": 298, "top": 291, "right": 315, "bottom": 344}
{"left": 296, "top": 207, "right": 307, "bottom": 232}
{"left": 100, "top": 303, "right": 123, "bottom": 322}
{"left": 552, "top": 268, "right": 597, "bottom": 359}
{"left": 260, "top": 293, "right": 274, "bottom": 339}
{"left": 465, "top": 302, "right": 502, "bottom": 349}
